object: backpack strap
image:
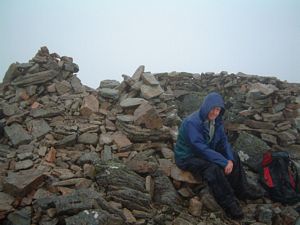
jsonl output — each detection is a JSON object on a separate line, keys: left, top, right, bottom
{"left": 291, "top": 159, "right": 300, "bottom": 193}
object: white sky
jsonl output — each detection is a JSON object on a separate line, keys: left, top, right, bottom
{"left": 0, "top": 0, "right": 299, "bottom": 88}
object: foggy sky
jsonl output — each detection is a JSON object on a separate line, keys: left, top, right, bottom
{"left": 0, "top": 0, "right": 299, "bottom": 88}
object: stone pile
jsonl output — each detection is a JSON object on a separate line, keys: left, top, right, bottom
{"left": 156, "top": 72, "right": 300, "bottom": 171}
{"left": 0, "top": 47, "right": 299, "bottom": 225}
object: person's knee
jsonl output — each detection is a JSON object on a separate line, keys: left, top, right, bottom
{"left": 204, "top": 164, "right": 223, "bottom": 183}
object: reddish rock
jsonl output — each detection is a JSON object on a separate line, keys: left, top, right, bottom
{"left": 3, "top": 169, "right": 46, "bottom": 197}
{"left": 112, "top": 132, "right": 132, "bottom": 151}
{"left": 133, "top": 102, "right": 163, "bottom": 129}
{"left": 80, "top": 94, "right": 99, "bottom": 116}
{"left": 45, "top": 147, "right": 56, "bottom": 163}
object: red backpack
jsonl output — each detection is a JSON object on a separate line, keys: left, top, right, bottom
{"left": 259, "top": 151, "right": 300, "bottom": 204}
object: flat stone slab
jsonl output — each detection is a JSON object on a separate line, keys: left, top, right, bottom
{"left": 99, "top": 79, "right": 120, "bottom": 89}
{"left": 99, "top": 88, "right": 119, "bottom": 99}
{"left": 120, "top": 98, "right": 148, "bottom": 108}
{"left": 34, "top": 189, "right": 124, "bottom": 221}
{"left": 3, "top": 169, "right": 46, "bottom": 197}
{"left": 30, "top": 107, "right": 64, "bottom": 118}
{"left": 170, "top": 165, "right": 200, "bottom": 184}
{"left": 142, "top": 72, "right": 160, "bottom": 85}
{"left": 15, "top": 159, "right": 34, "bottom": 171}
{"left": 116, "top": 115, "right": 134, "bottom": 123}
{"left": 27, "top": 119, "right": 51, "bottom": 139}
{"left": 11, "top": 69, "right": 59, "bottom": 87}
{"left": 4, "top": 123, "right": 32, "bottom": 146}
{"left": 140, "top": 84, "right": 164, "bottom": 99}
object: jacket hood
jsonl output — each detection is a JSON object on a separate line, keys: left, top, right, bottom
{"left": 199, "top": 92, "right": 225, "bottom": 121}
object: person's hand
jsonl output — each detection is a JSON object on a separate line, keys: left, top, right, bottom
{"left": 224, "top": 160, "right": 233, "bottom": 175}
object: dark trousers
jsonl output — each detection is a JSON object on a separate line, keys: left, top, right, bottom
{"left": 176, "top": 151, "right": 248, "bottom": 208}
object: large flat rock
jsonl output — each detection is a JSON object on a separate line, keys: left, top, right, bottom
{"left": 4, "top": 123, "right": 32, "bottom": 146}
{"left": 3, "top": 169, "right": 46, "bottom": 197}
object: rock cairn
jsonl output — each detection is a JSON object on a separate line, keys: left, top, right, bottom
{"left": 0, "top": 47, "right": 299, "bottom": 225}
{"left": 156, "top": 72, "right": 300, "bottom": 171}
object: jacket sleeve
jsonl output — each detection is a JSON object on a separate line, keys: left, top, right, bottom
{"left": 185, "top": 121, "right": 228, "bottom": 167}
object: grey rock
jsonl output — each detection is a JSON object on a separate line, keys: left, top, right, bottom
{"left": 2, "top": 103, "right": 20, "bottom": 116}
{"left": 280, "top": 206, "right": 299, "bottom": 224}
{"left": 116, "top": 115, "right": 134, "bottom": 123}
{"left": 4, "top": 123, "right": 32, "bottom": 146}
{"left": 116, "top": 119, "right": 172, "bottom": 142}
{"left": 250, "top": 82, "right": 278, "bottom": 96}
{"left": 78, "top": 133, "right": 98, "bottom": 145}
{"left": 142, "top": 72, "right": 160, "bottom": 85}
{"left": 27, "top": 63, "right": 40, "bottom": 74}
{"left": 51, "top": 178, "right": 92, "bottom": 187}
{"left": 132, "top": 65, "right": 145, "bottom": 81}
{"left": 26, "top": 85, "right": 38, "bottom": 96}
{"left": 3, "top": 169, "right": 46, "bottom": 197}
{"left": 11, "top": 70, "right": 59, "bottom": 87}
{"left": 95, "top": 161, "right": 146, "bottom": 193}
{"left": 278, "top": 130, "right": 296, "bottom": 146}
{"left": 101, "top": 145, "right": 112, "bottom": 161}
{"left": 0, "top": 191, "right": 14, "bottom": 212}
{"left": 200, "top": 192, "right": 222, "bottom": 212}
{"left": 140, "top": 84, "right": 164, "bottom": 99}
{"left": 27, "top": 119, "right": 51, "bottom": 139}
{"left": 175, "top": 93, "right": 202, "bottom": 118}
{"left": 17, "top": 152, "right": 33, "bottom": 161}
{"left": 55, "top": 133, "right": 77, "bottom": 147}
{"left": 83, "top": 164, "right": 96, "bottom": 179}
{"left": 0, "top": 144, "right": 12, "bottom": 158}
{"left": 126, "top": 159, "right": 158, "bottom": 174}
{"left": 38, "top": 216, "right": 58, "bottom": 225}
{"left": 99, "top": 133, "right": 113, "bottom": 145}
{"left": 34, "top": 189, "right": 124, "bottom": 220}
{"left": 256, "top": 205, "right": 273, "bottom": 224}
{"left": 77, "top": 152, "right": 100, "bottom": 166}
{"left": 7, "top": 206, "right": 32, "bottom": 225}
{"left": 271, "top": 102, "right": 286, "bottom": 113}
{"left": 63, "top": 62, "right": 79, "bottom": 73}
{"left": 65, "top": 209, "right": 123, "bottom": 225}
{"left": 153, "top": 171, "right": 180, "bottom": 208}
{"left": 99, "top": 88, "right": 119, "bottom": 100}
{"left": 244, "top": 119, "right": 275, "bottom": 130}
{"left": 30, "top": 107, "right": 64, "bottom": 118}
{"left": 70, "top": 75, "right": 85, "bottom": 93}
{"left": 262, "top": 112, "right": 283, "bottom": 122}
{"left": 120, "top": 98, "right": 148, "bottom": 108}
{"left": 173, "top": 212, "right": 199, "bottom": 225}
{"left": 55, "top": 80, "right": 72, "bottom": 95}
{"left": 15, "top": 159, "right": 34, "bottom": 171}
{"left": 234, "top": 132, "right": 270, "bottom": 172}
{"left": 108, "top": 187, "right": 151, "bottom": 211}
{"left": 99, "top": 80, "right": 120, "bottom": 89}
{"left": 3, "top": 63, "right": 21, "bottom": 84}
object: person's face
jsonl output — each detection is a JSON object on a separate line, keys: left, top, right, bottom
{"left": 208, "top": 107, "right": 221, "bottom": 121}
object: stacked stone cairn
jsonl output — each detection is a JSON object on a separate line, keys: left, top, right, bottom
{"left": 0, "top": 47, "right": 299, "bottom": 225}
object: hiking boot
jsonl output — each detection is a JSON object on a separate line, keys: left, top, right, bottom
{"left": 224, "top": 201, "right": 244, "bottom": 220}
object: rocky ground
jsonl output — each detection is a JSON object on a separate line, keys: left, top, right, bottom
{"left": 0, "top": 47, "right": 300, "bottom": 225}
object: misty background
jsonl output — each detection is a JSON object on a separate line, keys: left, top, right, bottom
{"left": 0, "top": 0, "right": 299, "bottom": 88}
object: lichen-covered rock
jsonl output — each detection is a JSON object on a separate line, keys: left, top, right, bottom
{"left": 233, "top": 131, "right": 270, "bottom": 171}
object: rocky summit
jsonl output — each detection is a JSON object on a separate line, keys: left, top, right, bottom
{"left": 0, "top": 47, "right": 300, "bottom": 225}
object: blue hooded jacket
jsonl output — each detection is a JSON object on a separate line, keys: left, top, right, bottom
{"left": 175, "top": 92, "right": 234, "bottom": 168}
